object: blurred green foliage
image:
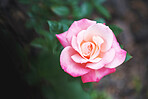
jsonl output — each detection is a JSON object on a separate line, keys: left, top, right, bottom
{"left": 18, "top": 0, "right": 131, "bottom": 98}
{"left": 91, "top": 90, "right": 112, "bottom": 99}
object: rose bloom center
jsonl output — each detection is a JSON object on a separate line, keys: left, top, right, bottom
{"left": 81, "top": 42, "right": 94, "bottom": 59}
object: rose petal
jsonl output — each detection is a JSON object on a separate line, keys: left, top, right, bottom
{"left": 81, "top": 68, "right": 116, "bottom": 83}
{"left": 56, "top": 31, "right": 70, "bottom": 47}
{"left": 71, "top": 54, "right": 88, "bottom": 63}
{"left": 105, "top": 36, "right": 127, "bottom": 68}
{"left": 84, "top": 23, "right": 113, "bottom": 52}
{"left": 71, "top": 30, "right": 86, "bottom": 55}
{"left": 71, "top": 36, "right": 79, "bottom": 52}
{"left": 71, "top": 36, "right": 87, "bottom": 59}
{"left": 89, "top": 36, "right": 104, "bottom": 60}
{"left": 77, "top": 30, "right": 86, "bottom": 53}
{"left": 66, "top": 19, "right": 96, "bottom": 43}
{"left": 60, "top": 46, "right": 90, "bottom": 77}
{"left": 89, "top": 57, "right": 102, "bottom": 63}
{"left": 71, "top": 54, "right": 102, "bottom": 63}
{"left": 81, "top": 42, "right": 95, "bottom": 58}
{"left": 86, "top": 48, "right": 115, "bottom": 69}
{"left": 77, "top": 30, "right": 86, "bottom": 46}
{"left": 93, "top": 36, "right": 104, "bottom": 46}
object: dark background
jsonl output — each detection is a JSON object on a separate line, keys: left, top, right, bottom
{"left": 98, "top": 0, "right": 148, "bottom": 99}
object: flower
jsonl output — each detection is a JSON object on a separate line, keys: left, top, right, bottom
{"left": 56, "top": 19, "right": 126, "bottom": 83}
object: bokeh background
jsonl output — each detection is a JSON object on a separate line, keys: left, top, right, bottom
{"left": 0, "top": 0, "right": 148, "bottom": 99}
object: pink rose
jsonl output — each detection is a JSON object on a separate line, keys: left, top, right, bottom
{"left": 56, "top": 19, "right": 126, "bottom": 83}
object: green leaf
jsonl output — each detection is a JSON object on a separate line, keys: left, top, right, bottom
{"left": 109, "top": 25, "right": 123, "bottom": 36}
{"left": 119, "top": 45, "right": 132, "bottom": 63}
{"left": 47, "top": 21, "right": 68, "bottom": 53}
{"left": 124, "top": 52, "right": 132, "bottom": 63}
{"left": 95, "top": 18, "right": 106, "bottom": 23}
{"left": 48, "top": 20, "right": 68, "bottom": 34}
{"left": 51, "top": 6, "right": 70, "bottom": 17}
{"left": 120, "top": 45, "right": 124, "bottom": 49}
{"left": 60, "top": 19, "right": 74, "bottom": 27}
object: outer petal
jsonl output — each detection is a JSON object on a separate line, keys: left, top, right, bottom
{"left": 81, "top": 68, "right": 116, "bottom": 83}
{"left": 105, "top": 36, "right": 127, "bottom": 68}
{"left": 84, "top": 23, "right": 113, "bottom": 52}
{"left": 86, "top": 48, "right": 115, "bottom": 70}
{"left": 56, "top": 31, "right": 70, "bottom": 47}
{"left": 60, "top": 46, "right": 90, "bottom": 77}
{"left": 66, "top": 19, "right": 96, "bottom": 43}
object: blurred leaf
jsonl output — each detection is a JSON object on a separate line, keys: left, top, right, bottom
{"left": 48, "top": 21, "right": 62, "bottom": 33}
{"left": 31, "top": 5, "right": 40, "bottom": 13}
{"left": 51, "top": 6, "right": 70, "bottom": 17}
{"left": 132, "top": 77, "right": 142, "bottom": 93}
{"left": 91, "top": 90, "right": 112, "bottom": 99}
{"left": 95, "top": 4, "right": 111, "bottom": 19}
{"left": 109, "top": 25, "right": 123, "bottom": 36}
{"left": 95, "top": 18, "right": 106, "bottom": 23}
{"left": 18, "top": 0, "right": 30, "bottom": 4}
{"left": 31, "top": 35, "right": 57, "bottom": 53}
{"left": 72, "top": 2, "right": 93, "bottom": 18}
{"left": 81, "top": 82, "right": 93, "bottom": 93}
{"left": 31, "top": 49, "right": 61, "bottom": 79}
{"left": 37, "top": 29, "right": 54, "bottom": 40}
{"left": 51, "top": 80, "right": 91, "bottom": 99}
{"left": 60, "top": 19, "right": 74, "bottom": 26}
{"left": 80, "top": 2, "right": 93, "bottom": 17}
{"left": 124, "top": 52, "right": 132, "bottom": 63}
{"left": 92, "top": 0, "right": 106, "bottom": 4}
{"left": 31, "top": 38, "right": 47, "bottom": 49}
{"left": 92, "top": 0, "right": 110, "bottom": 19}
